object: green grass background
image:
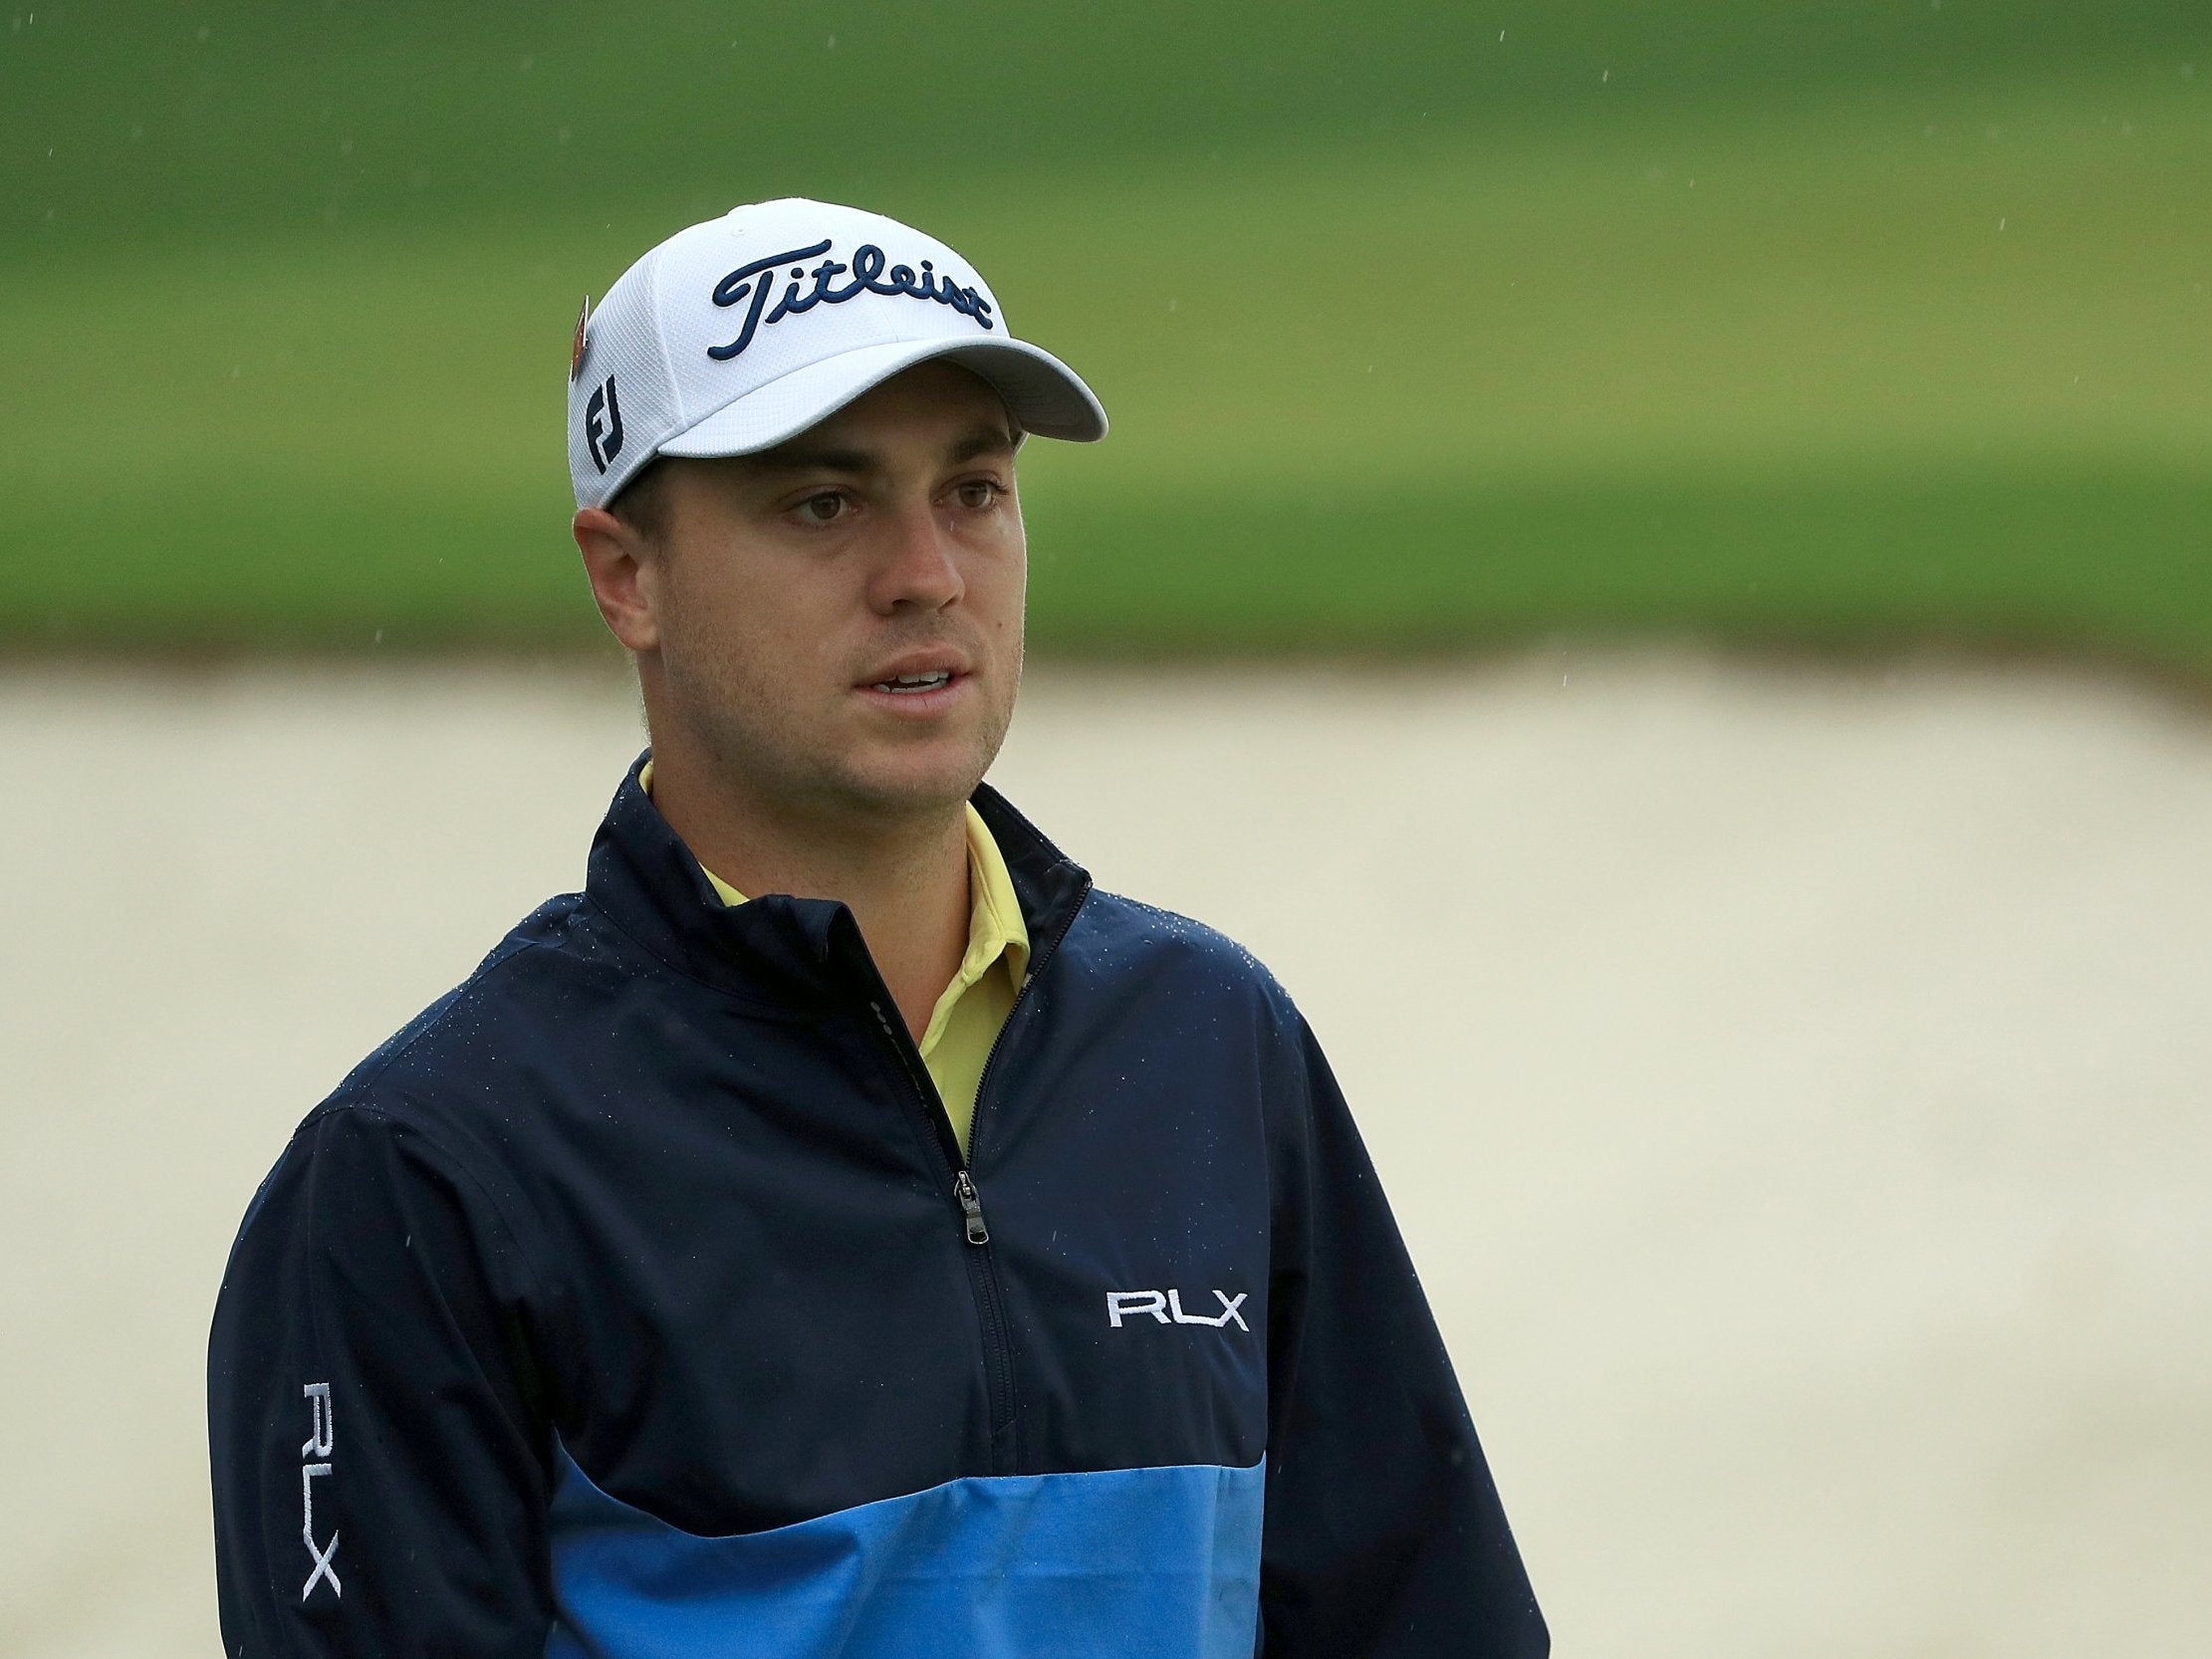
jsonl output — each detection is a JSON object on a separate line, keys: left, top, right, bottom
{"left": 4, "top": 3, "right": 2207, "bottom": 665}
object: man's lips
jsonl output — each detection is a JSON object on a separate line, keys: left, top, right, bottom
{"left": 857, "top": 651, "right": 971, "bottom": 690}
{"left": 854, "top": 667, "right": 972, "bottom": 712}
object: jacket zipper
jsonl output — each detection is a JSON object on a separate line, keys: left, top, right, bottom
{"left": 857, "top": 867, "right": 1091, "bottom": 1476}
{"left": 862, "top": 996, "right": 983, "bottom": 1233}
{"left": 863, "top": 994, "right": 1021, "bottom": 1472}
{"left": 952, "top": 1169, "right": 989, "bottom": 1245}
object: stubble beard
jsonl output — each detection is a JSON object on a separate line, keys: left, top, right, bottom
{"left": 659, "top": 631, "right": 1020, "bottom": 836}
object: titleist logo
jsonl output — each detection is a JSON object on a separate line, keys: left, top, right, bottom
{"left": 708, "top": 239, "right": 996, "bottom": 362}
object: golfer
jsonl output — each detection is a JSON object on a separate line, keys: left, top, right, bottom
{"left": 207, "top": 196, "right": 1546, "bottom": 1658}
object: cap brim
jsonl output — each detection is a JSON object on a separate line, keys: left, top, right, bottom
{"left": 656, "top": 337, "right": 1106, "bottom": 462}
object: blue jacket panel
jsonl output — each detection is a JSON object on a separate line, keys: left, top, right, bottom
{"left": 545, "top": 1446, "right": 1268, "bottom": 1659}
{"left": 207, "top": 759, "right": 1545, "bottom": 1656}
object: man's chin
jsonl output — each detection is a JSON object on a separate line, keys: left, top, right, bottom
{"left": 832, "top": 710, "right": 1008, "bottom": 813}
{"left": 818, "top": 751, "right": 994, "bottom": 826}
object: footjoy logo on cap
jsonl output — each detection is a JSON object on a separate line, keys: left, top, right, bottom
{"left": 708, "top": 239, "right": 996, "bottom": 362}
{"left": 583, "top": 376, "right": 623, "bottom": 474}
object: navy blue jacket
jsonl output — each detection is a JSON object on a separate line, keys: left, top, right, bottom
{"left": 208, "top": 760, "right": 1545, "bottom": 1657}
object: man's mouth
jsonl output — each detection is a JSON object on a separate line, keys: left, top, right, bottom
{"left": 868, "top": 670, "right": 956, "bottom": 695}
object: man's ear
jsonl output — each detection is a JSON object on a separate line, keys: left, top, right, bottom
{"left": 574, "top": 507, "right": 660, "bottom": 652}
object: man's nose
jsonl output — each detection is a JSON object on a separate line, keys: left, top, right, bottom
{"left": 867, "top": 498, "right": 965, "bottom": 613}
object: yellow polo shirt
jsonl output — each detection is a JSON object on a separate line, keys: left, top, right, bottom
{"left": 640, "top": 762, "right": 1027, "bottom": 1159}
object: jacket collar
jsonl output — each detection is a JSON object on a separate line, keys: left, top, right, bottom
{"left": 583, "top": 752, "right": 1092, "bottom": 1015}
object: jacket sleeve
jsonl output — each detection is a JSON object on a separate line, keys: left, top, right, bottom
{"left": 207, "top": 1102, "right": 556, "bottom": 1657}
{"left": 1259, "top": 1013, "right": 1547, "bottom": 1657}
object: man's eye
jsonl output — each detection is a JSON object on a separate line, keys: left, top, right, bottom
{"left": 797, "top": 492, "right": 848, "bottom": 524}
{"left": 955, "top": 480, "right": 1003, "bottom": 510}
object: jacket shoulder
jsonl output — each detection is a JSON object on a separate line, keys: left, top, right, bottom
{"left": 225, "top": 898, "right": 614, "bottom": 1315}
{"left": 1070, "top": 888, "right": 1304, "bottom": 1023}
{"left": 298, "top": 891, "right": 612, "bottom": 1165}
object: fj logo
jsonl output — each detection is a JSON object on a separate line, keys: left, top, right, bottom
{"left": 1106, "top": 1289, "right": 1250, "bottom": 1331}
{"left": 299, "top": 1381, "right": 340, "bottom": 1601}
{"left": 584, "top": 374, "right": 624, "bottom": 474}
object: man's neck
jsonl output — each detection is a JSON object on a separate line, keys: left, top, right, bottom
{"left": 647, "top": 747, "right": 971, "bottom": 1047}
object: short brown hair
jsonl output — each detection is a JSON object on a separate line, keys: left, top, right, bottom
{"left": 606, "top": 455, "right": 673, "bottom": 543}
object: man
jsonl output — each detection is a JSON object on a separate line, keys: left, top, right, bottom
{"left": 209, "top": 197, "right": 1545, "bottom": 1657}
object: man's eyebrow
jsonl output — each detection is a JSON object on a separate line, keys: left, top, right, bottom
{"left": 945, "top": 424, "right": 1020, "bottom": 465}
{"left": 746, "top": 443, "right": 877, "bottom": 476}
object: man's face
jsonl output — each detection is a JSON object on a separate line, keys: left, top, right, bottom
{"left": 632, "top": 360, "right": 1026, "bottom": 827}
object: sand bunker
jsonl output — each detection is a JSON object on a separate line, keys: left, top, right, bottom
{"left": 4, "top": 651, "right": 2207, "bottom": 1656}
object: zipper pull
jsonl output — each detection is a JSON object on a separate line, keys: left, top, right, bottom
{"left": 953, "top": 1170, "right": 990, "bottom": 1246}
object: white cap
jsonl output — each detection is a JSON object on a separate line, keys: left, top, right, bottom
{"left": 567, "top": 196, "right": 1107, "bottom": 509}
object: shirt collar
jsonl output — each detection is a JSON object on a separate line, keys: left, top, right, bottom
{"left": 589, "top": 756, "right": 1089, "bottom": 999}
{"left": 631, "top": 756, "right": 1033, "bottom": 998}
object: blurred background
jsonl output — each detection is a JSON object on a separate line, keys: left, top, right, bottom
{"left": 4, "top": 3, "right": 2209, "bottom": 1655}
{"left": 8, "top": 0, "right": 2208, "bottom": 662}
